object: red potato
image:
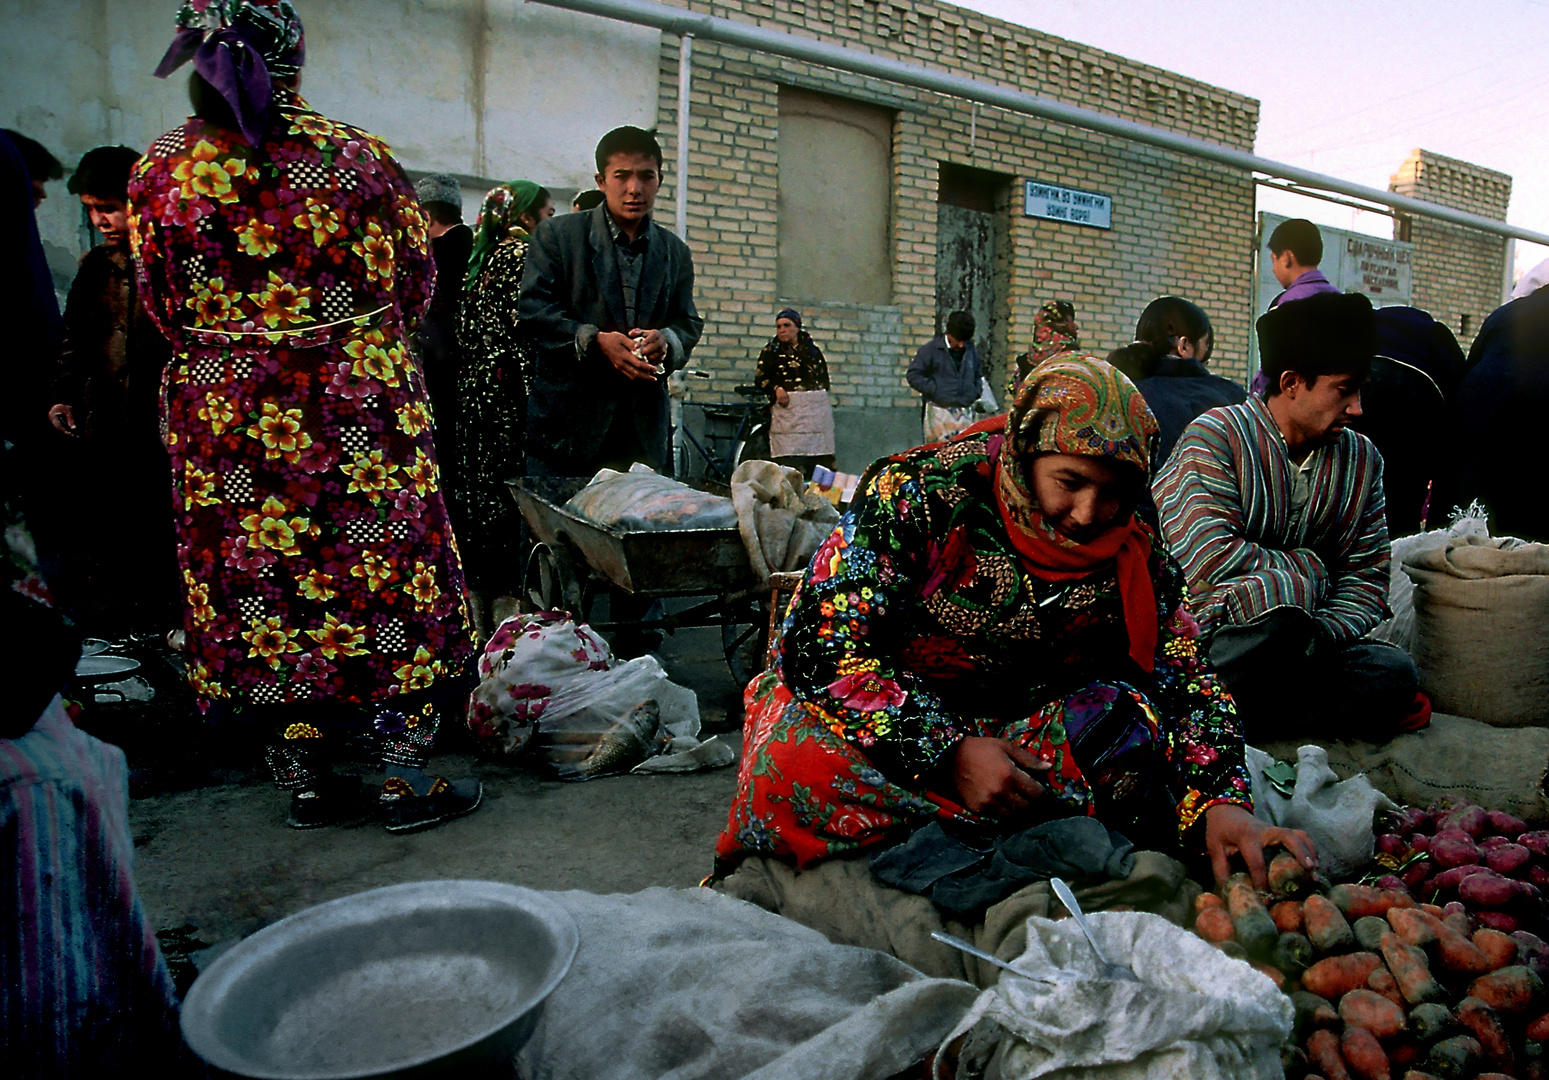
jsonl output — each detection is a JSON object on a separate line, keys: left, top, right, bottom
{"left": 1394, "top": 806, "right": 1428, "bottom": 835}
{"left": 1520, "top": 831, "right": 1549, "bottom": 858}
{"left": 1478, "top": 835, "right": 1513, "bottom": 852}
{"left": 1378, "top": 833, "right": 1407, "bottom": 857}
{"left": 1487, "top": 809, "right": 1528, "bottom": 835}
{"left": 1531, "top": 864, "right": 1549, "bottom": 891}
{"left": 1430, "top": 837, "right": 1482, "bottom": 870}
{"left": 1476, "top": 911, "right": 1521, "bottom": 934}
{"left": 1433, "top": 827, "right": 1476, "bottom": 847}
{"left": 1341, "top": 988, "right": 1408, "bottom": 1038}
{"left": 1341, "top": 1025, "right": 1391, "bottom": 1080}
{"left": 1440, "top": 805, "right": 1490, "bottom": 839}
{"left": 1401, "top": 861, "right": 1433, "bottom": 891}
{"left": 1409, "top": 834, "right": 1431, "bottom": 854}
{"left": 1429, "top": 865, "right": 1487, "bottom": 892}
{"left": 1459, "top": 868, "right": 1538, "bottom": 910}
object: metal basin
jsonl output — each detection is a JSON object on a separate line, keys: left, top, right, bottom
{"left": 75, "top": 654, "right": 141, "bottom": 681}
{"left": 180, "top": 880, "right": 578, "bottom": 1079}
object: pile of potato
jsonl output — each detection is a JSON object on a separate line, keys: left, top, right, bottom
{"left": 1192, "top": 804, "right": 1549, "bottom": 1080}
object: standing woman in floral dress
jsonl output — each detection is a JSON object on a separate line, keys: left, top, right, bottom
{"left": 129, "top": 0, "right": 478, "bottom": 831}
{"left": 451, "top": 181, "right": 553, "bottom": 634}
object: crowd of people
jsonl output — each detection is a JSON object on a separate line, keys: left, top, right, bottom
{"left": 5, "top": 0, "right": 1549, "bottom": 1070}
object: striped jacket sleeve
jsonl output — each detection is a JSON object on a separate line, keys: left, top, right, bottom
{"left": 1312, "top": 439, "right": 1391, "bottom": 642}
{"left": 1153, "top": 411, "right": 1329, "bottom": 635}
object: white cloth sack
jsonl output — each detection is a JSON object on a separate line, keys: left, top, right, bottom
{"left": 1245, "top": 744, "right": 1396, "bottom": 880}
{"left": 515, "top": 887, "right": 979, "bottom": 1080}
{"left": 942, "top": 911, "right": 1291, "bottom": 1080}
{"left": 1368, "top": 505, "right": 1490, "bottom": 652}
{"left": 729, "top": 459, "right": 841, "bottom": 584}
{"left": 769, "top": 388, "right": 835, "bottom": 458}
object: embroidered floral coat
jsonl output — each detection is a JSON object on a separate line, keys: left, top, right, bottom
{"left": 128, "top": 91, "right": 472, "bottom": 712}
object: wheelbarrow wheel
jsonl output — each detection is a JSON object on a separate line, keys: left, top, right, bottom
{"left": 525, "top": 543, "right": 582, "bottom": 615}
{"left": 721, "top": 601, "right": 767, "bottom": 688}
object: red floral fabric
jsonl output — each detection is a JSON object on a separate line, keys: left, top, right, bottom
{"left": 128, "top": 92, "right": 472, "bottom": 712}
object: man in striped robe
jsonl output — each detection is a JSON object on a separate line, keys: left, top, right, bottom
{"left": 1153, "top": 292, "right": 1424, "bottom": 741}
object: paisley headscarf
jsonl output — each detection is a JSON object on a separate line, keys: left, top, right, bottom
{"left": 465, "top": 180, "right": 543, "bottom": 289}
{"left": 1008, "top": 300, "right": 1079, "bottom": 398}
{"left": 990, "top": 353, "right": 1162, "bottom": 671}
{"left": 153, "top": 0, "right": 306, "bottom": 146}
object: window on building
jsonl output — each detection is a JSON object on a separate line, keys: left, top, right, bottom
{"left": 777, "top": 87, "right": 894, "bottom": 305}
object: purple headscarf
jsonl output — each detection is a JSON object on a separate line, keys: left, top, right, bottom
{"left": 153, "top": 0, "right": 306, "bottom": 146}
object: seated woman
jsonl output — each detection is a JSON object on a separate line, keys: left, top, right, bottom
{"left": 714, "top": 355, "right": 1312, "bottom": 898}
{"left": 1108, "top": 296, "right": 1246, "bottom": 467}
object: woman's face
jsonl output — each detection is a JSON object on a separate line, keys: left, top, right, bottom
{"left": 1027, "top": 453, "right": 1139, "bottom": 544}
{"left": 775, "top": 317, "right": 798, "bottom": 344}
{"left": 518, "top": 198, "right": 556, "bottom": 233}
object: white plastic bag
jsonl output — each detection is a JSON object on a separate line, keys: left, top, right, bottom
{"left": 943, "top": 911, "right": 1291, "bottom": 1080}
{"left": 1246, "top": 744, "right": 1396, "bottom": 879}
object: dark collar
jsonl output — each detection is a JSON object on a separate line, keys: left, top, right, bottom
{"left": 604, "top": 207, "right": 652, "bottom": 251}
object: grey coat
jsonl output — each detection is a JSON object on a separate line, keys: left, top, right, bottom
{"left": 518, "top": 205, "right": 703, "bottom": 473}
{"left": 906, "top": 335, "right": 983, "bottom": 408}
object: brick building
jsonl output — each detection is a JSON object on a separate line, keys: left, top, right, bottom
{"left": 1390, "top": 149, "right": 1513, "bottom": 352}
{"left": 651, "top": 0, "right": 1264, "bottom": 466}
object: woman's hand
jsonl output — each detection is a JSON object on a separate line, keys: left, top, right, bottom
{"left": 775, "top": 386, "right": 790, "bottom": 407}
{"left": 950, "top": 737, "right": 1052, "bottom": 818}
{"left": 1205, "top": 803, "right": 1317, "bottom": 890}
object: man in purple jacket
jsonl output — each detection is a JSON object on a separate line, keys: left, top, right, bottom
{"left": 1251, "top": 218, "right": 1341, "bottom": 394}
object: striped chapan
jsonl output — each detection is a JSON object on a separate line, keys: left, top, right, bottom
{"left": 1, "top": 697, "right": 181, "bottom": 1071}
{"left": 1152, "top": 396, "right": 1391, "bottom": 642}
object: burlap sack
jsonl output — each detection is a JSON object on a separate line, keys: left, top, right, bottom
{"left": 1257, "top": 713, "right": 1549, "bottom": 824}
{"left": 1403, "top": 534, "right": 1549, "bottom": 726}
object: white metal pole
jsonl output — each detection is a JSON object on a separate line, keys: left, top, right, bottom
{"left": 676, "top": 32, "right": 692, "bottom": 240}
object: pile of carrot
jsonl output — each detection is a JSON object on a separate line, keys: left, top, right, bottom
{"left": 1192, "top": 799, "right": 1549, "bottom": 1080}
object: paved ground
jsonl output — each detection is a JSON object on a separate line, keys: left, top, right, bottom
{"left": 99, "top": 613, "right": 749, "bottom": 953}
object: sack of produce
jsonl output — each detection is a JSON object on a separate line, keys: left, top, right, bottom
{"left": 1257, "top": 713, "right": 1549, "bottom": 825}
{"left": 563, "top": 467, "right": 738, "bottom": 533}
{"left": 1403, "top": 533, "right": 1549, "bottom": 726}
{"left": 1246, "top": 745, "right": 1396, "bottom": 880}
{"left": 947, "top": 910, "right": 1291, "bottom": 1079}
{"left": 1369, "top": 503, "right": 1489, "bottom": 653}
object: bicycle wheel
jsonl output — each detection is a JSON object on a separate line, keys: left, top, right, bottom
{"left": 735, "top": 422, "right": 771, "bottom": 468}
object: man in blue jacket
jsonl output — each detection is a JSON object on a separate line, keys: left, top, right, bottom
{"left": 519, "top": 126, "right": 704, "bottom": 477}
{"left": 907, "top": 310, "right": 990, "bottom": 443}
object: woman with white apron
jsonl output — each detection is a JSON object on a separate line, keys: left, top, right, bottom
{"left": 754, "top": 308, "right": 835, "bottom": 477}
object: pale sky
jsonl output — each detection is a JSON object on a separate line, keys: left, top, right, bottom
{"left": 958, "top": 0, "right": 1549, "bottom": 283}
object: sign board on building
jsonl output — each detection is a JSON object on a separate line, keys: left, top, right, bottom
{"left": 1024, "top": 181, "right": 1112, "bottom": 229}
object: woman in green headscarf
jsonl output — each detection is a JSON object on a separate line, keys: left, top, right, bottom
{"left": 451, "top": 180, "right": 554, "bottom": 633}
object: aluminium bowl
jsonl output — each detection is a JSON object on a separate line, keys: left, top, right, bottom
{"left": 179, "top": 880, "right": 578, "bottom": 1079}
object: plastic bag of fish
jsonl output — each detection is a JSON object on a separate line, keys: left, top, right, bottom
{"left": 467, "top": 613, "right": 724, "bottom": 780}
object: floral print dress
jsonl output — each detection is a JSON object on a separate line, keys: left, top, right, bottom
{"left": 128, "top": 91, "right": 473, "bottom": 717}
{"left": 714, "top": 430, "right": 1252, "bottom": 876}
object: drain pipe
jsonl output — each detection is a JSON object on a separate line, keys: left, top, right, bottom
{"left": 676, "top": 32, "right": 692, "bottom": 239}
{"left": 528, "top": 0, "right": 1549, "bottom": 246}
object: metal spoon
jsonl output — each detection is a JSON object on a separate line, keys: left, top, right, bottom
{"left": 1049, "top": 877, "right": 1141, "bottom": 982}
{"left": 930, "top": 931, "right": 1052, "bottom": 984}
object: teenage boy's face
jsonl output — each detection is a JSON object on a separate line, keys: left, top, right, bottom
{"left": 595, "top": 152, "right": 660, "bottom": 226}
{"left": 81, "top": 193, "right": 129, "bottom": 246}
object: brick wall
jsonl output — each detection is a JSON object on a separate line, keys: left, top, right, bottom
{"left": 1389, "top": 149, "right": 1512, "bottom": 353}
{"left": 656, "top": 0, "right": 1261, "bottom": 446}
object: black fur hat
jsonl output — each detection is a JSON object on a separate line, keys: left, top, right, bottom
{"left": 1257, "top": 291, "right": 1377, "bottom": 393}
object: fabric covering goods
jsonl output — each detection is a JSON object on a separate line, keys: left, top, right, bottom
{"left": 729, "top": 459, "right": 841, "bottom": 584}
{"left": 1257, "top": 711, "right": 1549, "bottom": 824}
{"left": 1368, "top": 503, "right": 1490, "bottom": 654}
{"left": 941, "top": 911, "right": 1292, "bottom": 1080}
{"left": 1402, "top": 532, "right": 1549, "bottom": 726}
{"left": 513, "top": 886, "right": 979, "bottom": 1080}
{"left": 563, "top": 466, "right": 739, "bottom": 533}
{"left": 768, "top": 388, "right": 835, "bottom": 458}
{"left": 715, "top": 851, "right": 1199, "bottom": 989}
{"left": 1243, "top": 744, "right": 1395, "bottom": 880}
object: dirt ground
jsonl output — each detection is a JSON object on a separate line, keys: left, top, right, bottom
{"left": 107, "top": 616, "right": 748, "bottom": 953}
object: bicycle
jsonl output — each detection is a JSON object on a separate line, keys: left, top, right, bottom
{"left": 673, "top": 370, "right": 772, "bottom": 483}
